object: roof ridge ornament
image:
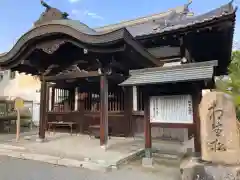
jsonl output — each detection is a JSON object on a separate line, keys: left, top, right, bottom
{"left": 186, "top": 0, "right": 192, "bottom": 7}
{"left": 183, "top": 0, "right": 193, "bottom": 15}
{"left": 34, "top": 0, "right": 69, "bottom": 26}
{"left": 229, "top": 0, "right": 235, "bottom": 11}
{"left": 41, "top": 0, "right": 51, "bottom": 10}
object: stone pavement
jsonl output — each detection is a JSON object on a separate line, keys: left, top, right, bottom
{"left": 0, "top": 132, "right": 190, "bottom": 173}
{"left": 0, "top": 155, "right": 181, "bottom": 180}
{"left": 0, "top": 133, "right": 145, "bottom": 171}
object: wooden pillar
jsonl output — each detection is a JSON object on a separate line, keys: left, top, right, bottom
{"left": 124, "top": 86, "right": 133, "bottom": 136}
{"left": 100, "top": 74, "right": 108, "bottom": 147}
{"left": 144, "top": 92, "right": 152, "bottom": 158}
{"left": 192, "top": 88, "right": 202, "bottom": 156}
{"left": 51, "top": 87, "right": 55, "bottom": 111}
{"left": 78, "top": 92, "right": 85, "bottom": 134}
{"left": 68, "top": 88, "right": 75, "bottom": 111}
{"left": 39, "top": 77, "right": 47, "bottom": 140}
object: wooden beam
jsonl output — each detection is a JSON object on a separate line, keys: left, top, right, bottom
{"left": 20, "top": 60, "right": 36, "bottom": 67}
{"left": 180, "top": 36, "right": 185, "bottom": 59}
{"left": 39, "top": 77, "right": 47, "bottom": 140}
{"left": 147, "top": 46, "right": 180, "bottom": 59}
{"left": 144, "top": 92, "right": 152, "bottom": 158}
{"left": 44, "top": 70, "right": 100, "bottom": 81}
{"left": 158, "top": 56, "right": 181, "bottom": 63}
{"left": 100, "top": 74, "right": 108, "bottom": 147}
{"left": 151, "top": 123, "right": 194, "bottom": 128}
{"left": 108, "top": 60, "right": 128, "bottom": 73}
{"left": 108, "top": 73, "right": 127, "bottom": 82}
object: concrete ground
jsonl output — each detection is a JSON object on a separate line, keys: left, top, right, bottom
{"left": 23, "top": 134, "right": 144, "bottom": 164}
{"left": 0, "top": 132, "right": 191, "bottom": 172}
{"left": 0, "top": 155, "right": 181, "bottom": 180}
{"left": 0, "top": 133, "right": 145, "bottom": 170}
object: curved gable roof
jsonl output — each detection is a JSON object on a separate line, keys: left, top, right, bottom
{"left": 0, "top": 1, "right": 236, "bottom": 69}
{"left": 0, "top": 19, "right": 160, "bottom": 69}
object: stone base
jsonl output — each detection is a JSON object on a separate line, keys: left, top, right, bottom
{"left": 180, "top": 157, "right": 240, "bottom": 180}
{"left": 100, "top": 145, "right": 107, "bottom": 151}
{"left": 36, "top": 138, "right": 45, "bottom": 143}
{"left": 24, "top": 136, "right": 31, "bottom": 140}
{"left": 142, "top": 157, "right": 153, "bottom": 168}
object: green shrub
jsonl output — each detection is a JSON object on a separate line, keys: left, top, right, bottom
{"left": 216, "top": 50, "right": 240, "bottom": 120}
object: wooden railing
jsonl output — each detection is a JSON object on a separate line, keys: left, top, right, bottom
{"left": 50, "top": 87, "right": 125, "bottom": 113}
{"left": 83, "top": 91, "right": 124, "bottom": 112}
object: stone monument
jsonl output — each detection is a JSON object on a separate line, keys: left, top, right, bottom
{"left": 199, "top": 91, "right": 240, "bottom": 164}
{"left": 181, "top": 91, "right": 240, "bottom": 180}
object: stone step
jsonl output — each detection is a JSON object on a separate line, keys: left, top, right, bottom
{"left": 153, "top": 152, "right": 183, "bottom": 167}
{"left": 0, "top": 144, "right": 26, "bottom": 151}
{"left": 152, "top": 141, "right": 186, "bottom": 155}
{"left": 132, "top": 137, "right": 188, "bottom": 155}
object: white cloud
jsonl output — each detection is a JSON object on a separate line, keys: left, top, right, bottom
{"left": 70, "top": 9, "right": 104, "bottom": 20}
{"left": 69, "top": 0, "right": 81, "bottom": 3}
{"left": 71, "top": 9, "right": 80, "bottom": 15}
{"left": 70, "top": 9, "right": 85, "bottom": 19}
{"left": 84, "top": 10, "right": 104, "bottom": 20}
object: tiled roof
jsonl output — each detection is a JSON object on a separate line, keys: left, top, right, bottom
{"left": 120, "top": 60, "right": 218, "bottom": 86}
{"left": 94, "top": 1, "right": 235, "bottom": 38}
{"left": 128, "top": 1, "right": 236, "bottom": 37}
{"left": 94, "top": 5, "right": 188, "bottom": 33}
{"left": 29, "top": 2, "right": 235, "bottom": 40}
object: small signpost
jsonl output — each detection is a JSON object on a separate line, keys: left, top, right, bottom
{"left": 14, "top": 97, "right": 24, "bottom": 142}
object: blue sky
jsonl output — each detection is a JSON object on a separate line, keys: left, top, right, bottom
{"left": 0, "top": 0, "right": 239, "bottom": 52}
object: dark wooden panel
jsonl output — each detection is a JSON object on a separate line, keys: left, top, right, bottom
{"left": 132, "top": 114, "right": 190, "bottom": 141}
{"left": 151, "top": 123, "right": 194, "bottom": 128}
{"left": 132, "top": 115, "right": 144, "bottom": 137}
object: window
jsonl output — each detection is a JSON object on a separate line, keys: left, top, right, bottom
{"left": 10, "top": 70, "right": 16, "bottom": 79}
{"left": 53, "top": 88, "right": 72, "bottom": 112}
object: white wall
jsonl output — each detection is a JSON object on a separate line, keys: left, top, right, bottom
{"left": 0, "top": 70, "right": 41, "bottom": 125}
{"left": 0, "top": 70, "right": 40, "bottom": 102}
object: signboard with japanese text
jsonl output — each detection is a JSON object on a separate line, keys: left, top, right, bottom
{"left": 150, "top": 95, "right": 193, "bottom": 124}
